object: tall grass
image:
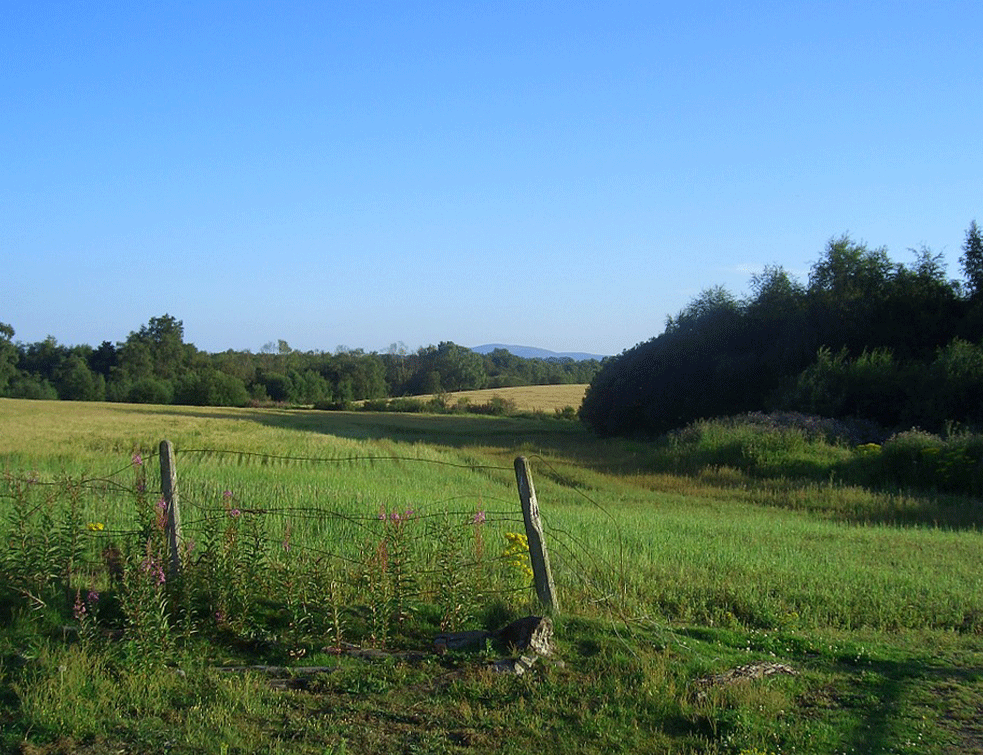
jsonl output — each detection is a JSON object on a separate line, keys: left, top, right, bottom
{"left": 4, "top": 399, "right": 983, "bottom": 638}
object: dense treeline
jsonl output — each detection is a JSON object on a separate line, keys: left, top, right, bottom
{"left": 0, "top": 318, "right": 601, "bottom": 408}
{"left": 581, "top": 223, "right": 983, "bottom": 437}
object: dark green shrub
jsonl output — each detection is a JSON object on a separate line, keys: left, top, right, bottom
{"left": 384, "top": 398, "right": 426, "bottom": 413}
{"left": 174, "top": 370, "right": 249, "bottom": 407}
{"left": 126, "top": 378, "right": 174, "bottom": 405}
{"left": 876, "top": 430, "right": 945, "bottom": 490}
{"left": 467, "top": 397, "right": 517, "bottom": 416}
{"left": 928, "top": 339, "right": 983, "bottom": 427}
{"left": 5, "top": 374, "right": 58, "bottom": 400}
{"left": 259, "top": 372, "right": 293, "bottom": 403}
{"left": 555, "top": 406, "right": 577, "bottom": 420}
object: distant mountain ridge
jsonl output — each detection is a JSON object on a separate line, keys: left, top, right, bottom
{"left": 470, "top": 343, "right": 607, "bottom": 362}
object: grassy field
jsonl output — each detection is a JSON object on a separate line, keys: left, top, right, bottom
{"left": 2, "top": 398, "right": 983, "bottom": 754}
{"left": 401, "top": 383, "right": 589, "bottom": 413}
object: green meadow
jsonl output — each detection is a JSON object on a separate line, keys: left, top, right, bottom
{"left": 2, "top": 397, "right": 983, "bottom": 755}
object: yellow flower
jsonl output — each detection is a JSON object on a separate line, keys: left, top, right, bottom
{"left": 855, "top": 442, "right": 881, "bottom": 454}
{"left": 87, "top": 522, "right": 105, "bottom": 532}
{"left": 503, "top": 533, "right": 533, "bottom": 582}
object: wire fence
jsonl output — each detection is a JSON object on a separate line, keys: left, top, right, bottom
{"left": 0, "top": 442, "right": 624, "bottom": 650}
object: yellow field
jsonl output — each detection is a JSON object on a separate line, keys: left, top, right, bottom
{"left": 412, "top": 383, "right": 588, "bottom": 412}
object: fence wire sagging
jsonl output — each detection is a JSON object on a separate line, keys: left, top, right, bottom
{"left": 0, "top": 443, "right": 621, "bottom": 653}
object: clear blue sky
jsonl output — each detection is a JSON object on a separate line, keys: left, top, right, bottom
{"left": 3, "top": 1, "right": 981, "bottom": 357}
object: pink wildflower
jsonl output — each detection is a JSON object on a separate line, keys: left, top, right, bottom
{"left": 73, "top": 590, "right": 86, "bottom": 621}
{"left": 142, "top": 559, "right": 165, "bottom": 586}
{"left": 140, "top": 542, "right": 166, "bottom": 586}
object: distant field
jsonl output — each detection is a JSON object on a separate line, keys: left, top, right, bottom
{"left": 409, "top": 383, "right": 588, "bottom": 412}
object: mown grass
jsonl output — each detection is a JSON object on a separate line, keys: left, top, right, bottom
{"left": 2, "top": 398, "right": 983, "bottom": 754}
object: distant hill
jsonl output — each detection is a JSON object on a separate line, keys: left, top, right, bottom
{"left": 470, "top": 344, "right": 607, "bottom": 362}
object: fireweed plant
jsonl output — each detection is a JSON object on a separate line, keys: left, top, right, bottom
{"left": 0, "top": 453, "right": 534, "bottom": 669}
{"left": 0, "top": 470, "right": 105, "bottom": 622}
{"left": 357, "top": 508, "right": 417, "bottom": 647}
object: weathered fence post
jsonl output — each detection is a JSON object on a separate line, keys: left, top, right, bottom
{"left": 159, "top": 440, "right": 183, "bottom": 581}
{"left": 514, "top": 456, "right": 559, "bottom": 614}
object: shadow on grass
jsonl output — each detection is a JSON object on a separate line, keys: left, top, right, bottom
{"left": 124, "top": 405, "right": 983, "bottom": 530}
{"left": 836, "top": 655, "right": 983, "bottom": 755}
{"left": 125, "top": 405, "right": 599, "bottom": 459}
{"left": 676, "top": 626, "right": 983, "bottom": 754}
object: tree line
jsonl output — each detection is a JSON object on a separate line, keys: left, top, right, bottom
{"left": 0, "top": 318, "right": 601, "bottom": 408}
{"left": 580, "top": 222, "right": 983, "bottom": 437}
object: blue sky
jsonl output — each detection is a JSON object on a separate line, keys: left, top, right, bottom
{"left": 3, "top": 1, "right": 981, "bottom": 357}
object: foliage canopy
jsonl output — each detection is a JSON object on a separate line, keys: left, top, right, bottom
{"left": 0, "top": 315, "right": 601, "bottom": 408}
{"left": 581, "top": 227, "right": 983, "bottom": 437}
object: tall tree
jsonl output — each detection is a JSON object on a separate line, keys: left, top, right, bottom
{"left": 118, "top": 314, "right": 192, "bottom": 381}
{"left": 960, "top": 220, "right": 983, "bottom": 300}
{"left": 807, "top": 236, "right": 899, "bottom": 355}
{"left": 55, "top": 353, "right": 105, "bottom": 401}
{"left": 0, "top": 322, "right": 18, "bottom": 393}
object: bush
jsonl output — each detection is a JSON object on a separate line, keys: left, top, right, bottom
{"left": 928, "top": 339, "right": 983, "bottom": 427}
{"left": 873, "top": 429, "right": 943, "bottom": 490}
{"left": 555, "top": 406, "right": 577, "bottom": 420}
{"left": 174, "top": 370, "right": 249, "bottom": 407}
{"left": 382, "top": 398, "right": 426, "bottom": 413}
{"left": 5, "top": 374, "right": 58, "bottom": 400}
{"left": 466, "top": 397, "right": 517, "bottom": 416}
{"left": 872, "top": 429, "right": 983, "bottom": 494}
{"left": 126, "top": 378, "right": 174, "bottom": 405}
{"left": 314, "top": 399, "right": 352, "bottom": 411}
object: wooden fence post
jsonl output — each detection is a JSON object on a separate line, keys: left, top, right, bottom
{"left": 514, "top": 456, "right": 559, "bottom": 614}
{"left": 159, "top": 440, "right": 183, "bottom": 581}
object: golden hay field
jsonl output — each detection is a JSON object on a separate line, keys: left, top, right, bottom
{"left": 416, "top": 383, "right": 588, "bottom": 412}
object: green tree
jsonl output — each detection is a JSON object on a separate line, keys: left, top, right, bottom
{"left": 114, "top": 339, "right": 154, "bottom": 382}
{"left": 960, "top": 220, "right": 983, "bottom": 300}
{"left": 20, "top": 336, "right": 67, "bottom": 381}
{"left": 118, "top": 314, "right": 192, "bottom": 382}
{"left": 779, "top": 347, "right": 913, "bottom": 427}
{"left": 54, "top": 353, "right": 105, "bottom": 401}
{"left": 125, "top": 378, "right": 175, "bottom": 405}
{"left": 7, "top": 374, "right": 58, "bottom": 400}
{"left": 927, "top": 338, "right": 983, "bottom": 427}
{"left": 174, "top": 369, "right": 248, "bottom": 407}
{"left": 0, "top": 322, "right": 18, "bottom": 394}
{"left": 258, "top": 371, "right": 294, "bottom": 402}
{"left": 581, "top": 235, "right": 962, "bottom": 437}
{"left": 290, "top": 369, "right": 331, "bottom": 404}
{"left": 808, "top": 236, "right": 899, "bottom": 355}
{"left": 89, "top": 341, "right": 118, "bottom": 379}
{"left": 883, "top": 247, "right": 961, "bottom": 359}
{"left": 382, "top": 343, "right": 412, "bottom": 395}
{"left": 429, "top": 342, "right": 487, "bottom": 393}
